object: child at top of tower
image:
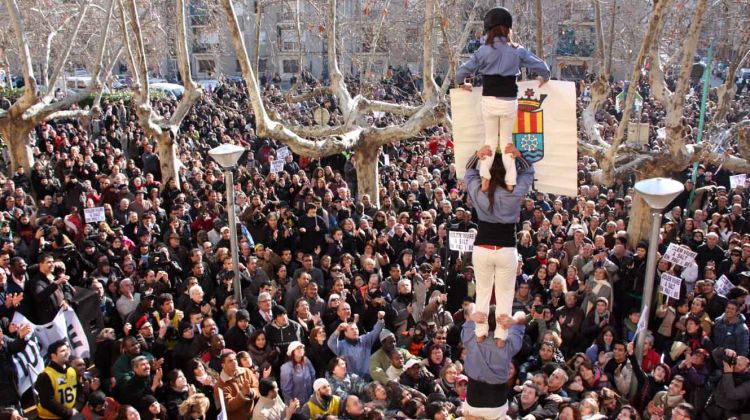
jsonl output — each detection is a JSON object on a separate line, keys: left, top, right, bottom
{"left": 456, "top": 7, "right": 550, "bottom": 192}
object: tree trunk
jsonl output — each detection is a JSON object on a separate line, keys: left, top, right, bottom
{"left": 0, "top": 119, "right": 35, "bottom": 174}
{"left": 157, "top": 131, "right": 180, "bottom": 187}
{"left": 534, "top": 0, "right": 543, "bottom": 60}
{"left": 352, "top": 142, "right": 379, "bottom": 207}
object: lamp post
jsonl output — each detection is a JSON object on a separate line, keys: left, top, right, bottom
{"left": 633, "top": 177, "right": 683, "bottom": 360}
{"left": 208, "top": 144, "right": 246, "bottom": 306}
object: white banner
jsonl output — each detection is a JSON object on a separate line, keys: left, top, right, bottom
{"left": 12, "top": 309, "right": 91, "bottom": 360}
{"left": 217, "top": 386, "right": 227, "bottom": 420}
{"left": 450, "top": 81, "right": 578, "bottom": 197}
{"left": 635, "top": 305, "right": 648, "bottom": 338}
{"left": 84, "top": 207, "right": 106, "bottom": 223}
{"left": 449, "top": 231, "right": 476, "bottom": 252}
{"left": 659, "top": 273, "right": 682, "bottom": 300}
{"left": 627, "top": 122, "right": 650, "bottom": 145}
{"left": 276, "top": 146, "right": 291, "bottom": 160}
{"left": 661, "top": 243, "right": 698, "bottom": 268}
{"left": 730, "top": 174, "right": 746, "bottom": 189}
{"left": 269, "top": 159, "right": 285, "bottom": 174}
{"left": 383, "top": 154, "right": 390, "bottom": 167}
{"left": 715, "top": 274, "right": 733, "bottom": 297}
{"left": 12, "top": 336, "right": 44, "bottom": 394}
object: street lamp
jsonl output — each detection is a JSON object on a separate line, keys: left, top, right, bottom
{"left": 209, "top": 144, "right": 246, "bottom": 306}
{"left": 633, "top": 177, "right": 683, "bottom": 359}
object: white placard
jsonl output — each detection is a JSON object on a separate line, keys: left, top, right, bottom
{"left": 659, "top": 273, "right": 682, "bottom": 300}
{"left": 269, "top": 159, "right": 285, "bottom": 173}
{"left": 450, "top": 81, "right": 578, "bottom": 197}
{"left": 276, "top": 146, "right": 291, "bottom": 160}
{"left": 661, "top": 243, "right": 697, "bottom": 268}
{"left": 627, "top": 122, "right": 650, "bottom": 144}
{"left": 715, "top": 274, "right": 733, "bottom": 297}
{"left": 449, "top": 231, "right": 476, "bottom": 252}
{"left": 373, "top": 111, "right": 385, "bottom": 119}
{"left": 656, "top": 127, "right": 666, "bottom": 139}
{"left": 84, "top": 206, "right": 106, "bottom": 223}
{"left": 730, "top": 174, "right": 746, "bottom": 189}
{"left": 383, "top": 154, "right": 390, "bottom": 166}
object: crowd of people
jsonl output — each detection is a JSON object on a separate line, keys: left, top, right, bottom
{"left": 0, "top": 38, "right": 749, "bottom": 420}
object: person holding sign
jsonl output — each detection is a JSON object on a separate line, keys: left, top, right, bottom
{"left": 456, "top": 7, "right": 549, "bottom": 192}
{"left": 464, "top": 143, "right": 534, "bottom": 345}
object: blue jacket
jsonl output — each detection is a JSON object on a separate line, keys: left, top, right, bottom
{"left": 280, "top": 358, "right": 316, "bottom": 405}
{"left": 462, "top": 320, "right": 524, "bottom": 384}
{"left": 464, "top": 163, "right": 535, "bottom": 224}
{"left": 328, "top": 320, "right": 384, "bottom": 379}
{"left": 456, "top": 37, "right": 550, "bottom": 83}
{"left": 712, "top": 313, "right": 749, "bottom": 357}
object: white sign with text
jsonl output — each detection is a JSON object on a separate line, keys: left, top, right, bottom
{"left": 84, "top": 207, "right": 106, "bottom": 223}
{"left": 449, "top": 231, "right": 476, "bottom": 252}
{"left": 659, "top": 273, "right": 682, "bottom": 300}
{"left": 662, "top": 243, "right": 697, "bottom": 268}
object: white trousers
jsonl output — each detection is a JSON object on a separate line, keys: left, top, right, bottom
{"left": 472, "top": 246, "right": 518, "bottom": 339}
{"left": 462, "top": 401, "right": 508, "bottom": 420}
{"left": 480, "top": 97, "right": 518, "bottom": 186}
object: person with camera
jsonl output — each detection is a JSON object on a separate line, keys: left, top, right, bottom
{"left": 704, "top": 347, "right": 750, "bottom": 419}
{"left": 28, "top": 253, "right": 73, "bottom": 324}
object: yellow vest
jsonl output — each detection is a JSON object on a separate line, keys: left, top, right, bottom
{"left": 153, "top": 309, "right": 183, "bottom": 349}
{"left": 306, "top": 396, "right": 341, "bottom": 419}
{"left": 37, "top": 365, "right": 78, "bottom": 419}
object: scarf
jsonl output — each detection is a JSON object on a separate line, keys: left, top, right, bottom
{"left": 594, "top": 310, "right": 610, "bottom": 326}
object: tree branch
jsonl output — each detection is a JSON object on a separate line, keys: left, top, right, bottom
{"left": 358, "top": 98, "right": 420, "bottom": 116}
{"left": 43, "top": 1, "right": 91, "bottom": 102}
{"left": 169, "top": 0, "right": 203, "bottom": 127}
{"left": 715, "top": 29, "right": 750, "bottom": 123}
{"left": 436, "top": 0, "right": 478, "bottom": 95}
{"left": 365, "top": 100, "right": 446, "bottom": 147}
{"left": 421, "top": 0, "right": 437, "bottom": 102}
{"left": 602, "top": 0, "right": 670, "bottom": 181}
{"left": 326, "top": 0, "right": 353, "bottom": 116}
{"left": 4, "top": 0, "right": 39, "bottom": 106}
{"left": 363, "top": 0, "right": 391, "bottom": 81}
{"left": 664, "top": 0, "right": 708, "bottom": 157}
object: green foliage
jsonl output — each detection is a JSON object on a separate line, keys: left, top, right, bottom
{"left": 0, "top": 88, "right": 25, "bottom": 102}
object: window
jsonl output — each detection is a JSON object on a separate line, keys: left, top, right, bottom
{"left": 259, "top": 59, "right": 268, "bottom": 72}
{"left": 198, "top": 59, "right": 216, "bottom": 74}
{"left": 282, "top": 59, "right": 299, "bottom": 74}
{"left": 279, "top": 28, "right": 299, "bottom": 51}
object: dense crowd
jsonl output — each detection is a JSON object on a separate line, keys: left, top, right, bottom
{"left": 0, "top": 64, "right": 748, "bottom": 420}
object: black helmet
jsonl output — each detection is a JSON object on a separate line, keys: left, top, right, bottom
{"left": 484, "top": 7, "right": 512, "bottom": 32}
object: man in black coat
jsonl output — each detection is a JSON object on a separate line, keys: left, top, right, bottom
{"left": 0, "top": 323, "right": 32, "bottom": 412}
{"left": 28, "top": 254, "right": 73, "bottom": 324}
{"left": 225, "top": 309, "right": 255, "bottom": 352}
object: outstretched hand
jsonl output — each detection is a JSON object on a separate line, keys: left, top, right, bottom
{"left": 504, "top": 143, "right": 521, "bottom": 159}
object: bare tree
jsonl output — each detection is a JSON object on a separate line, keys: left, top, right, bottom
{"left": 579, "top": 0, "right": 750, "bottom": 245}
{"left": 221, "top": 0, "right": 450, "bottom": 206}
{"left": 0, "top": 0, "right": 117, "bottom": 174}
{"left": 118, "top": 0, "right": 202, "bottom": 188}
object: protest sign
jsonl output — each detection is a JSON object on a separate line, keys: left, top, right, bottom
{"left": 730, "top": 174, "right": 746, "bottom": 189}
{"left": 635, "top": 305, "right": 648, "bottom": 338}
{"left": 659, "top": 273, "right": 682, "bottom": 300}
{"left": 270, "top": 159, "right": 285, "bottom": 173}
{"left": 383, "top": 154, "right": 390, "bottom": 167}
{"left": 661, "top": 243, "right": 697, "bottom": 268}
{"left": 449, "top": 231, "right": 476, "bottom": 252}
{"left": 715, "top": 274, "right": 733, "bottom": 297}
{"left": 84, "top": 207, "right": 106, "bottom": 223}
{"left": 276, "top": 146, "right": 291, "bottom": 160}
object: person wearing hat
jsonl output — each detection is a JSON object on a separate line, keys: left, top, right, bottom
{"left": 264, "top": 305, "right": 305, "bottom": 361}
{"left": 369, "top": 328, "right": 416, "bottom": 385}
{"left": 280, "top": 341, "right": 316, "bottom": 406}
{"left": 225, "top": 309, "right": 256, "bottom": 352}
{"left": 456, "top": 6, "right": 549, "bottom": 191}
{"left": 299, "top": 378, "right": 342, "bottom": 418}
